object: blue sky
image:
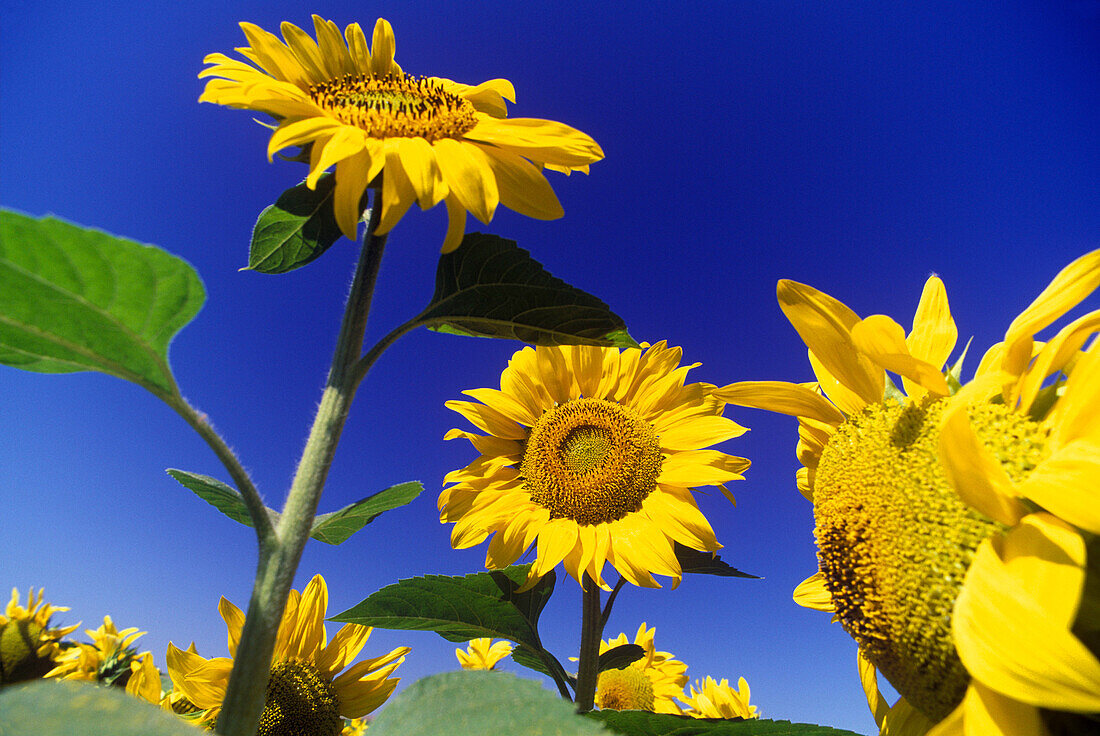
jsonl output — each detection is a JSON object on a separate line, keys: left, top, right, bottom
{"left": 2, "top": 2, "right": 1098, "bottom": 733}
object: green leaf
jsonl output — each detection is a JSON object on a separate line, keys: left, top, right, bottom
{"left": 310, "top": 482, "right": 423, "bottom": 544}
{"left": 0, "top": 210, "right": 204, "bottom": 397}
{"left": 247, "top": 175, "right": 344, "bottom": 274}
{"left": 510, "top": 643, "right": 574, "bottom": 688}
{"left": 331, "top": 565, "right": 548, "bottom": 645}
{"left": 417, "top": 232, "right": 633, "bottom": 346}
{"left": 598, "top": 643, "right": 645, "bottom": 673}
{"left": 0, "top": 680, "right": 200, "bottom": 736}
{"left": 589, "top": 711, "right": 863, "bottom": 736}
{"left": 675, "top": 545, "right": 761, "bottom": 579}
{"left": 166, "top": 469, "right": 419, "bottom": 545}
{"left": 368, "top": 671, "right": 606, "bottom": 736}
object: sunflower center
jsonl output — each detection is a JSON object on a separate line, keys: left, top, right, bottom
{"left": 258, "top": 659, "right": 342, "bottom": 736}
{"left": 0, "top": 620, "right": 53, "bottom": 684}
{"left": 521, "top": 398, "right": 663, "bottom": 526}
{"left": 596, "top": 666, "right": 655, "bottom": 711}
{"left": 813, "top": 399, "right": 1047, "bottom": 721}
{"left": 308, "top": 73, "right": 478, "bottom": 142}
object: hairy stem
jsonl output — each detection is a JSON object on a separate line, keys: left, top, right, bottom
{"left": 574, "top": 573, "right": 604, "bottom": 713}
{"left": 215, "top": 195, "right": 388, "bottom": 736}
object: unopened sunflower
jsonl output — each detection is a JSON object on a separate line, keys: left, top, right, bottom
{"left": 679, "top": 675, "right": 758, "bottom": 720}
{"left": 591, "top": 623, "right": 688, "bottom": 714}
{"left": 721, "top": 251, "right": 1100, "bottom": 736}
{"left": 0, "top": 587, "right": 78, "bottom": 685}
{"left": 440, "top": 342, "right": 749, "bottom": 589}
{"left": 200, "top": 16, "right": 603, "bottom": 251}
{"left": 46, "top": 615, "right": 147, "bottom": 686}
{"left": 455, "top": 638, "right": 513, "bottom": 671}
{"left": 166, "top": 575, "right": 408, "bottom": 735}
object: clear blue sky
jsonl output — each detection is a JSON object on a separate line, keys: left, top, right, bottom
{"left": 2, "top": 2, "right": 1097, "bottom": 733}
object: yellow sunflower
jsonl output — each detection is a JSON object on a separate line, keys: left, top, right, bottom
{"left": 199, "top": 16, "right": 603, "bottom": 251}
{"left": 165, "top": 574, "right": 409, "bottom": 735}
{"left": 679, "top": 676, "right": 758, "bottom": 720}
{"left": 720, "top": 250, "right": 1100, "bottom": 735}
{"left": 455, "top": 638, "right": 513, "bottom": 671}
{"left": 0, "top": 587, "right": 79, "bottom": 685}
{"left": 591, "top": 623, "right": 688, "bottom": 714}
{"left": 342, "top": 717, "right": 369, "bottom": 735}
{"left": 440, "top": 341, "right": 750, "bottom": 590}
{"left": 45, "top": 615, "right": 147, "bottom": 686}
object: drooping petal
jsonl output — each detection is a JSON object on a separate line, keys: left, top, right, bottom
{"left": 715, "top": 381, "right": 846, "bottom": 425}
{"left": 851, "top": 314, "right": 950, "bottom": 396}
{"left": 938, "top": 403, "right": 1028, "bottom": 526}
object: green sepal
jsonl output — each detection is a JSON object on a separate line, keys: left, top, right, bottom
{"left": 418, "top": 232, "right": 633, "bottom": 346}
{"left": 0, "top": 210, "right": 204, "bottom": 398}
{"left": 675, "top": 544, "right": 761, "bottom": 579}
{"left": 166, "top": 469, "right": 420, "bottom": 544}
{"left": 246, "top": 175, "right": 344, "bottom": 274}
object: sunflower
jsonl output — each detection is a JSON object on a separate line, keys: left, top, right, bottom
{"left": 199, "top": 16, "right": 603, "bottom": 251}
{"left": 45, "top": 615, "right": 147, "bottom": 686}
{"left": 455, "top": 638, "right": 513, "bottom": 671}
{"left": 166, "top": 574, "right": 409, "bottom": 735}
{"left": 590, "top": 623, "right": 688, "bottom": 714}
{"left": 679, "top": 676, "right": 758, "bottom": 719}
{"left": 720, "top": 251, "right": 1100, "bottom": 735}
{"left": 341, "top": 717, "right": 369, "bottom": 735}
{"left": 440, "top": 342, "right": 749, "bottom": 590}
{"left": 0, "top": 587, "right": 79, "bottom": 685}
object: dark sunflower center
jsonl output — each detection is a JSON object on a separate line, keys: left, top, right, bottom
{"left": 813, "top": 399, "right": 1047, "bottom": 722}
{"left": 258, "top": 659, "right": 341, "bottom": 736}
{"left": 521, "top": 398, "right": 663, "bottom": 526}
{"left": 596, "top": 666, "right": 655, "bottom": 711}
{"left": 308, "top": 73, "right": 478, "bottom": 141}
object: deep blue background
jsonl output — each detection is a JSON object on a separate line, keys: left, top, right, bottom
{"left": 3, "top": 2, "right": 1098, "bottom": 732}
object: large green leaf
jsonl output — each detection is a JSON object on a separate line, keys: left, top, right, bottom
{"left": 416, "top": 233, "right": 637, "bottom": 347}
{"left": 166, "top": 469, "right": 420, "bottom": 544}
{"left": 246, "top": 175, "right": 344, "bottom": 274}
{"left": 0, "top": 680, "right": 200, "bottom": 736}
{"left": 368, "top": 671, "right": 606, "bottom": 736}
{"left": 675, "top": 545, "right": 761, "bottom": 579}
{"left": 598, "top": 643, "right": 645, "bottom": 673}
{"left": 331, "top": 565, "right": 551, "bottom": 644}
{"left": 589, "top": 711, "right": 862, "bottom": 736}
{"left": 0, "top": 210, "right": 204, "bottom": 396}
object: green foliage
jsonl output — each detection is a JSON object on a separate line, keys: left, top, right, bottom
{"left": 247, "top": 175, "right": 344, "bottom": 274}
{"left": 367, "top": 671, "right": 606, "bottom": 736}
{"left": 0, "top": 210, "right": 204, "bottom": 397}
{"left": 0, "top": 680, "right": 199, "bottom": 736}
{"left": 675, "top": 545, "right": 761, "bottom": 579}
{"left": 166, "top": 469, "right": 420, "bottom": 544}
{"left": 417, "top": 232, "right": 637, "bottom": 347}
{"left": 598, "top": 643, "right": 645, "bottom": 672}
{"left": 332, "top": 565, "right": 571, "bottom": 689}
{"left": 589, "top": 711, "right": 864, "bottom": 736}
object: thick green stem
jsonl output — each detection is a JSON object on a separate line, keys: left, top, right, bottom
{"left": 574, "top": 574, "right": 604, "bottom": 713}
{"left": 215, "top": 196, "right": 388, "bottom": 736}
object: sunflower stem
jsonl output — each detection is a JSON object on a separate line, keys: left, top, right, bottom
{"left": 215, "top": 194, "right": 388, "bottom": 736}
{"left": 574, "top": 573, "right": 604, "bottom": 713}
{"left": 598, "top": 577, "right": 627, "bottom": 631}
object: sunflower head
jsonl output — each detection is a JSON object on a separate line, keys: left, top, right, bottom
{"left": 166, "top": 575, "right": 409, "bottom": 735}
{"left": 0, "top": 587, "right": 79, "bottom": 686}
{"left": 200, "top": 16, "right": 603, "bottom": 250}
{"left": 45, "top": 615, "right": 148, "bottom": 687}
{"left": 594, "top": 624, "right": 687, "bottom": 714}
{"left": 455, "top": 638, "right": 513, "bottom": 671}
{"left": 441, "top": 342, "right": 749, "bottom": 589}
{"left": 680, "top": 676, "right": 758, "bottom": 720}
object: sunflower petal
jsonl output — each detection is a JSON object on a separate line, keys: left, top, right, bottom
{"left": 852, "top": 314, "right": 950, "bottom": 396}
{"left": 793, "top": 572, "right": 835, "bottom": 612}
{"left": 939, "top": 403, "right": 1028, "bottom": 526}
{"left": 715, "top": 381, "right": 845, "bottom": 425}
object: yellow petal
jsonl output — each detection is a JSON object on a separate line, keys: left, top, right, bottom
{"left": 1015, "top": 441, "right": 1100, "bottom": 534}
{"left": 808, "top": 350, "right": 868, "bottom": 416}
{"left": 1009, "top": 310, "right": 1100, "bottom": 413}
{"left": 432, "top": 139, "right": 498, "bottom": 224}
{"left": 332, "top": 151, "right": 374, "bottom": 240}
{"left": 345, "top": 23, "right": 371, "bottom": 75}
{"left": 659, "top": 415, "right": 747, "bottom": 451}
{"left": 793, "top": 572, "right": 835, "bottom": 612}
{"left": 279, "top": 21, "right": 327, "bottom": 83}
{"left": 376, "top": 140, "right": 416, "bottom": 235}
{"left": 714, "top": 381, "right": 845, "bottom": 425}
{"left": 1003, "top": 249, "right": 1100, "bottom": 381}
{"left": 441, "top": 193, "right": 467, "bottom": 254}
{"left": 477, "top": 144, "right": 563, "bottom": 220}
{"left": 395, "top": 137, "right": 445, "bottom": 209}
{"left": 1047, "top": 337, "right": 1100, "bottom": 446}
{"left": 907, "top": 276, "right": 958, "bottom": 371}
{"left": 852, "top": 314, "right": 950, "bottom": 396}
{"left": 463, "top": 117, "right": 604, "bottom": 167}
{"left": 369, "top": 18, "right": 397, "bottom": 77}
{"left": 305, "top": 126, "right": 368, "bottom": 188}
{"left": 267, "top": 118, "right": 343, "bottom": 162}
{"left": 938, "top": 402, "right": 1028, "bottom": 526}
{"left": 777, "top": 280, "right": 885, "bottom": 405}
{"left": 857, "top": 648, "right": 890, "bottom": 728}
{"left": 953, "top": 514, "right": 1100, "bottom": 711}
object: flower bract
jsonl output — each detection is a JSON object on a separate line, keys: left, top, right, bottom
{"left": 166, "top": 574, "right": 408, "bottom": 735}
{"left": 440, "top": 342, "right": 749, "bottom": 589}
{"left": 200, "top": 16, "right": 603, "bottom": 251}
